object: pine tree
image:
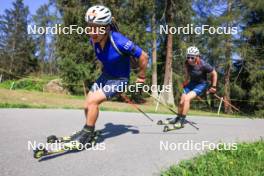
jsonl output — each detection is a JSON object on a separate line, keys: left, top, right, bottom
{"left": 161, "top": 0, "right": 175, "bottom": 106}
{"left": 151, "top": 1, "right": 158, "bottom": 98}
{"left": 160, "top": 0, "right": 192, "bottom": 105}
{"left": 55, "top": 0, "right": 101, "bottom": 94}
{"left": 0, "top": 0, "right": 37, "bottom": 78}
{"left": 239, "top": 0, "right": 264, "bottom": 117}
{"left": 193, "top": 0, "right": 243, "bottom": 113}
{"left": 33, "top": 3, "right": 54, "bottom": 74}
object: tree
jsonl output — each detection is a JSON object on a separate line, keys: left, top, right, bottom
{"left": 151, "top": 2, "right": 158, "bottom": 98}
{"left": 33, "top": 0, "right": 60, "bottom": 75}
{"left": 160, "top": 0, "right": 192, "bottom": 106}
{"left": 222, "top": 0, "right": 233, "bottom": 113}
{"left": 193, "top": 0, "right": 243, "bottom": 113}
{"left": 55, "top": 0, "right": 101, "bottom": 94}
{"left": 33, "top": 2, "right": 58, "bottom": 74}
{"left": 0, "top": 0, "right": 37, "bottom": 79}
{"left": 239, "top": 0, "right": 264, "bottom": 117}
{"left": 160, "top": 0, "right": 175, "bottom": 106}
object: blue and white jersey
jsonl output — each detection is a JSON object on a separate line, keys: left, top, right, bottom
{"left": 92, "top": 31, "right": 142, "bottom": 78}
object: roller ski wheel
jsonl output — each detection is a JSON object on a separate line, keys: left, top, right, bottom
{"left": 47, "top": 135, "right": 71, "bottom": 143}
{"left": 47, "top": 135, "right": 58, "bottom": 143}
{"left": 163, "top": 123, "right": 184, "bottom": 132}
{"left": 163, "top": 125, "right": 169, "bottom": 132}
{"left": 157, "top": 120, "right": 163, "bottom": 125}
{"left": 33, "top": 148, "right": 48, "bottom": 159}
{"left": 33, "top": 147, "right": 68, "bottom": 159}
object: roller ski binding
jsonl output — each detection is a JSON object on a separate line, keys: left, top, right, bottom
{"left": 46, "top": 130, "right": 101, "bottom": 144}
{"left": 157, "top": 116, "right": 181, "bottom": 125}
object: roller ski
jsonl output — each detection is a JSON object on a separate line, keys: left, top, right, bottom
{"left": 163, "top": 117, "right": 185, "bottom": 132}
{"left": 157, "top": 116, "right": 186, "bottom": 132}
{"left": 33, "top": 125, "right": 100, "bottom": 159}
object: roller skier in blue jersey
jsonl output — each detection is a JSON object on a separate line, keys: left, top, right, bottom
{"left": 66, "top": 5, "right": 149, "bottom": 145}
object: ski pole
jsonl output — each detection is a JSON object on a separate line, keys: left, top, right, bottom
{"left": 145, "top": 92, "right": 199, "bottom": 130}
{"left": 120, "top": 94, "right": 154, "bottom": 122}
{"left": 213, "top": 94, "right": 240, "bottom": 112}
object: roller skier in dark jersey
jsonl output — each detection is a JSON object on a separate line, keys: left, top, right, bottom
{"left": 160, "top": 46, "right": 218, "bottom": 131}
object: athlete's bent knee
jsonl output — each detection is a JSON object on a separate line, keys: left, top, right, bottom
{"left": 180, "top": 95, "right": 186, "bottom": 105}
{"left": 183, "top": 96, "right": 191, "bottom": 104}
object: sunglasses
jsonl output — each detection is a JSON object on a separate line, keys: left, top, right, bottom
{"left": 186, "top": 56, "right": 195, "bottom": 60}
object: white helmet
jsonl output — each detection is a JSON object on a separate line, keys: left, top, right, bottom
{"left": 186, "top": 46, "right": 200, "bottom": 56}
{"left": 85, "top": 5, "right": 112, "bottom": 25}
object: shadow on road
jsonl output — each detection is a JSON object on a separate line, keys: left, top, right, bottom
{"left": 38, "top": 122, "right": 139, "bottom": 162}
{"left": 97, "top": 122, "right": 139, "bottom": 142}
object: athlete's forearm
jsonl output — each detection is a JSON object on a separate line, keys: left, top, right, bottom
{"left": 183, "top": 65, "right": 189, "bottom": 84}
{"left": 184, "top": 73, "right": 189, "bottom": 82}
{"left": 138, "top": 51, "right": 149, "bottom": 79}
{"left": 211, "top": 70, "right": 217, "bottom": 87}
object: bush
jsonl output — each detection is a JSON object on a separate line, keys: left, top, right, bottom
{"left": 13, "top": 78, "right": 43, "bottom": 91}
{"left": 0, "top": 80, "right": 15, "bottom": 89}
{"left": 0, "top": 76, "right": 56, "bottom": 92}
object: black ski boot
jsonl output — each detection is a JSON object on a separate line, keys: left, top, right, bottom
{"left": 63, "top": 125, "right": 96, "bottom": 150}
{"left": 168, "top": 116, "right": 181, "bottom": 124}
{"left": 173, "top": 116, "right": 185, "bottom": 128}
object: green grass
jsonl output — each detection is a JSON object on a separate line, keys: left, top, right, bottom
{"left": 0, "top": 87, "right": 249, "bottom": 118}
{"left": 161, "top": 140, "right": 264, "bottom": 176}
{"left": 0, "top": 76, "right": 250, "bottom": 118}
{"left": 0, "top": 102, "right": 42, "bottom": 108}
{"left": 0, "top": 102, "right": 72, "bottom": 109}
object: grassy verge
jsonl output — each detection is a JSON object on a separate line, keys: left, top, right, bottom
{"left": 0, "top": 88, "right": 244, "bottom": 118}
{"left": 161, "top": 140, "right": 264, "bottom": 176}
{"left": 0, "top": 75, "right": 58, "bottom": 91}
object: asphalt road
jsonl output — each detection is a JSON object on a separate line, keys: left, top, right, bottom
{"left": 0, "top": 109, "right": 263, "bottom": 176}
